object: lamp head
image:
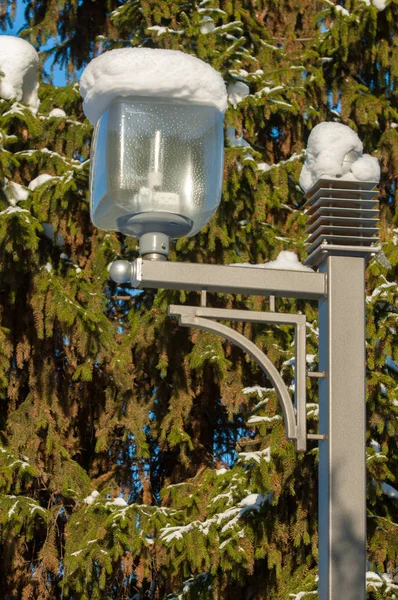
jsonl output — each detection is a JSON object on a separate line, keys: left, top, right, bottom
{"left": 81, "top": 49, "right": 227, "bottom": 259}
{"left": 89, "top": 97, "right": 224, "bottom": 258}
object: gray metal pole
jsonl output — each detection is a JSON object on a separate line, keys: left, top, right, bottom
{"left": 318, "top": 255, "right": 366, "bottom": 600}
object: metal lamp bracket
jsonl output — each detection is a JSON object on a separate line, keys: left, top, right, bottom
{"left": 110, "top": 258, "right": 328, "bottom": 452}
{"left": 108, "top": 174, "right": 378, "bottom": 596}
{"left": 169, "top": 304, "right": 310, "bottom": 452}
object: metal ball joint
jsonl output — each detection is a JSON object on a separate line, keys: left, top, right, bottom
{"left": 109, "top": 260, "right": 132, "bottom": 284}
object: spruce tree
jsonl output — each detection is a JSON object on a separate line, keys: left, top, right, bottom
{"left": 0, "top": 0, "right": 397, "bottom": 599}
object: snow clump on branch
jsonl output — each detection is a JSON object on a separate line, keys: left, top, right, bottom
{"left": 80, "top": 48, "right": 228, "bottom": 125}
{"left": 0, "top": 36, "right": 40, "bottom": 113}
{"left": 83, "top": 490, "right": 100, "bottom": 505}
{"left": 228, "top": 81, "right": 250, "bottom": 108}
{"left": 299, "top": 122, "right": 380, "bottom": 192}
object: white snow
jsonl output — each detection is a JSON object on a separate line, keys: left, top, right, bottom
{"left": 238, "top": 493, "right": 270, "bottom": 512}
{"left": 268, "top": 251, "right": 311, "bottom": 271}
{"left": 29, "top": 503, "right": 45, "bottom": 514}
{"left": 198, "top": 7, "right": 227, "bottom": 15}
{"left": 284, "top": 357, "right": 295, "bottom": 367}
{"left": 299, "top": 123, "right": 380, "bottom": 192}
{"left": 255, "top": 85, "right": 284, "bottom": 98}
{"left": 257, "top": 162, "right": 271, "bottom": 172}
{"left": 219, "top": 537, "right": 233, "bottom": 550}
{"left": 28, "top": 174, "right": 57, "bottom": 190}
{"left": 227, "top": 125, "right": 250, "bottom": 148}
{"left": 257, "top": 152, "right": 304, "bottom": 174}
{"left": 8, "top": 501, "right": 18, "bottom": 517}
{"left": 48, "top": 108, "right": 66, "bottom": 118}
{"left": 43, "top": 263, "right": 52, "bottom": 273}
{"left": 247, "top": 415, "right": 282, "bottom": 424}
{"left": 10, "top": 183, "right": 29, "bottom": 202}
{"left": 200, "top": 16, "right": 216, "bottom": 34}
{"left": 0, "top": 206, "right": 29, "bottom": 216}
{"left": 3, "top": 180, "right": 29, "bottom": 206}
{"left": 242, "top": 385, "right": 270, "bottom": 399}
{"left": 367, "top": 279, "right": 396, "bottom": 301}
{"left": 283, "top": 354, "right": 316, "bottom": 366}
{"left": 111, "top": 497, "right": 128, "bottom": 507}
{"left": 350, "top": 154, "right": 380, "bottom": 181}
{"left": 335, "top": 5, "right": 350, "bottom": 16}
{"left": 215, "top": 467, "right": 228, "bottom": 475}
{"left": 381, "top": 482, "right": 398, "bottom": 499}
{"left": 80, "top": 48, "right": 228, "bottom": 125}
{"left": 161, "top": 486, "right": 270, "bottom": 542}
{"left": 147, "top": 26, "right": 185, "bottom": 36}
{"left": 83, "top": 490, "right": 100, "bottom": 505}
{"left": 8, "top": 459, "right": 29, "bottom": 469}
{"left": 228, "top": 81, "right": 250, "bottom": 108}
{"left": 306, "top": 403, "right": 319, "bottom": 418}
{"left": 232, "top": 251, "right": 313, "bottom": 272}
{"left": 238, "top": 447, "right": 271, "bottom": 464}
{"left": 161, "top": 522, "right": 193, "bottom": 542}
{"left": 0, "top": 36, "right": 40, "bottom": 113}
{"left": 2, "top": 102, "right": 26, "bottom": 117}
{"left": 370, "top": 439, "right": 381, "bottom": 453}
{"left": 367, "top": 572, "right": 382, "bottom": 583}
{"left": 371, "top": 0, "right": 388, "bottom": 10}
{"left": 366, "top": 571, "right": 398, "bottom": 592}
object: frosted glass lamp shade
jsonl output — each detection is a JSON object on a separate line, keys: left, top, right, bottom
{"left": 90, "top": 97, "right": 224, "bottom": 239}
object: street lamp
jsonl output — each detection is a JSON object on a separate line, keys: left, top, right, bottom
{"left": 90, "top": 97, "right": 224, "bottom": 260}
{"left": 81, "top": 49, "right": 380, "bottom": 600}
{"left": 81, "top": 47, "right": 226, "bottom": 261}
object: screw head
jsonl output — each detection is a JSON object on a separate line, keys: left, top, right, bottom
{"left": 109, "top": 260, "right": 132, "bottom": 284}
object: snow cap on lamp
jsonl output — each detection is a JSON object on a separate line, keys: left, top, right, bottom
{"left": 80, "top": 48, "right": 228, "bottom": 125}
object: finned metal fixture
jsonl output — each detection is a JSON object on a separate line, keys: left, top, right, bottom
{"left": 304, "top": 179, "right": 380, "bottom": 267}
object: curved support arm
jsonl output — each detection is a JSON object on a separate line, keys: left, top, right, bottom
{"left": 177, "top": 314, "right": 304, "bottom": 451}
